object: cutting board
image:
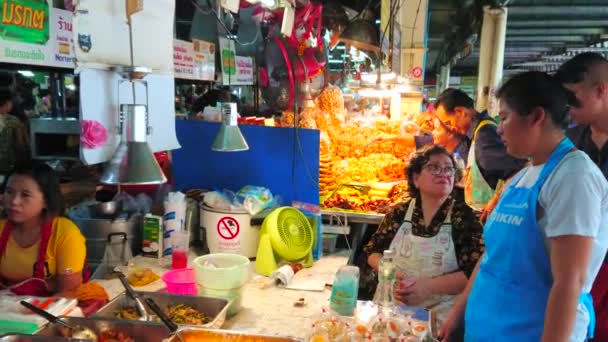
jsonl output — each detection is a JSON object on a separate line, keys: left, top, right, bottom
{"left": 0, "top": 296, "right": 78, "bottom": 335}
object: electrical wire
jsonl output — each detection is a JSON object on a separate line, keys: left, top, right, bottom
{"left": 376, "top": 0, "right": 401, "bottom": 75}
{"left": 190, "top": 0, "right": 261, "bottom": 46}
{"left": 378, "top": 0, "right": 396, "bottom": 49}
{"left": 347, "top": 0, "right": 375, "bottom": 24}
{"left": 409, "top": 0, "right": 423, "bottom": 68}
{"left": 292, "top": 100, "right": 322, "bottom": 192}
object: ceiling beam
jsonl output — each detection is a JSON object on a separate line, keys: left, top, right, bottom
{"left": 506, "top": 35, "right": 588, "bottom": 42}
{"left": 507, "top": 28, "right": 605, "bottom": 36}
{"left": 508, "top": 20, "right": 608, "bottom": 28}
{"left": 504, "top": 42, "right": 587, "bottom": 49}
{"left": 508, "top": 6, "right": 608, "bottom": 18}
{"left": 567, "top": 47, "right": 608, "bottom": 53}
{"left": 472, "top": 46, "right": 554, "bottom": 53}
{"left": 508, "top": 0, "right": 607, "bottom": 5}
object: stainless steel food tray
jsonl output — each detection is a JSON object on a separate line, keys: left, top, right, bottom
{"left": 0, "top": 335, "right": 86, "bottom": 342}
{"left": 166, "top": 328, "right": 304, "bottom": 342}
{"left": 93, "top": 291, "right": 230, "bottom": 329}
{"left": 35, "top": 317, "right": 170, "bottom": 342}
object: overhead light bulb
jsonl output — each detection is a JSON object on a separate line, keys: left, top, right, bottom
{"left": 18, "top": 70, "right": 34, "bottom": 77}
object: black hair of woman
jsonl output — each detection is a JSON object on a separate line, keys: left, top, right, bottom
{"left": 2, "top": 162, "right": 65, "bottom": 219}
{"left": 495, "top": 71, "right": 579, "bottom": 128}
{"left": 0, "top": 89, "right": 12, "bottom": 107}
{"left": 406, "top": 144, "right": 462, "bottom": 197}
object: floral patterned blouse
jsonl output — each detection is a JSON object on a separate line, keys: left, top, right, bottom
{"left": 358, "top": 194, "right": 485, "bottom": 299}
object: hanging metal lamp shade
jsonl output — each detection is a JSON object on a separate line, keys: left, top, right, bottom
{"left": 100, "top": 104, "right": 167, "bottom": 184}
{"left": 212, "top": 102, "right": 249, "bottom": 152}
{"left": 340, "top": 10, "right": 380, "bottom": 52}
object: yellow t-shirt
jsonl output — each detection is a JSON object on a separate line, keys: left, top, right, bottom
{"left": 0, "top": 217, "right": 86, "bottom": 282}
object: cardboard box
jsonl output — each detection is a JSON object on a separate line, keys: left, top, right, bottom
{"left": 142, "top": 214, "right": 162, "bottom": 258}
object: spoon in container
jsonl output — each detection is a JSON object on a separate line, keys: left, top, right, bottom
{"left": 20, "top": 300, "right": 98, "bottom": 341}
{"left": 144, "top": 297, "right": 184, "bottom": 342}
{"left": 118, "top": 273, "right": 148, "bottom": 321}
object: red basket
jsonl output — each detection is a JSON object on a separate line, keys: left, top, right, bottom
{"left": 162, "top": 268, "right": 197, "bottom": 296}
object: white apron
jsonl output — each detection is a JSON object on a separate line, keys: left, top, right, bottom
{"left": 388, "top": 199, "right": 459, "bottom": 325}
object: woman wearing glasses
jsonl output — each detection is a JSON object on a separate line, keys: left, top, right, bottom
{"left": 440, "top": 72, "right": 608, "bottom": 342}
{"left": 362, "top": 144, "right": 484, "bottom": 325}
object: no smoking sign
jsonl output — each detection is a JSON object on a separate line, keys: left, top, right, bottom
{"left": 411, "top": 66, "right": 423, "bottom": 78}
{"left": 217, "top": 216, "right": 240, "bottom": 240}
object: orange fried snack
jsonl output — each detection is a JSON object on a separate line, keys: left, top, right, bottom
{"left": 62, "top": 281, "right": 109, "bottom": 302}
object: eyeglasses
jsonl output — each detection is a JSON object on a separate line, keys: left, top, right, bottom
{"left": 424, "top": 164, "right": 456, "bottom": 176}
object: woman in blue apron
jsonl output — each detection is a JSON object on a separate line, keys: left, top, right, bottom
{"left": 440, "top": 71, "right": 608, "bottom": 342}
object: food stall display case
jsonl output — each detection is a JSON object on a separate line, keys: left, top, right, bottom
{"left": 280, "top": 75, "right": 429, "bottom": 215}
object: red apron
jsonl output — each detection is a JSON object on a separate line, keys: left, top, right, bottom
{"left": 0, "top": 219, "right": 91, "bottom": 297}
{"left": 591, "top": 263, "right": 608, "bottom": 342}
{"left": 0, "top": 220, "right": 53, "bottom": 296}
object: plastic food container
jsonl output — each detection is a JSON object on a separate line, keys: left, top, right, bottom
{"left": 162, "top": 268, "right": 197, "bottom": 296}
{"left": 193, "top": 254, "right": 250, "bottom": 316}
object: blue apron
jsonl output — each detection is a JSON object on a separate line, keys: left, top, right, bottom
{"left": 465, "top": 138, "right": 596, "bottom": 341}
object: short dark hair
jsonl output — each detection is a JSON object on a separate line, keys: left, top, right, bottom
{"left": 3, "top": 162, "right": 65, "bottom": 219}
{"left": 0, "top": 89, "right": 12, "bottom": 107}
{"left": 406, "top": 144, "right": 461, "bottom": 197}
{"left": 496, "top": 71, "right": 577, "bottom": 127}
{"left": 554, "top": 52, "right": 608, "bottom": 84}
{"left": 435, "top": 88, "right": 475, "bottom": 113}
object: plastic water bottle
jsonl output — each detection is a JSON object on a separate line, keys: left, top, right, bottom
{"left": 377, "top": 250, "right": 396, "bottom": 312}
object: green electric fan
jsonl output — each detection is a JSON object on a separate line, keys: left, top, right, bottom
{"left": 255, "top": 206, "right": 315, "bottom": 276}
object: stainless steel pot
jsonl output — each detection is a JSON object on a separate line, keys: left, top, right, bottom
{"left": 94, "top": 201, "right": 120, "bottom": 216}
{"left": 69, "top": 205, "right": 142, "bottom": 273}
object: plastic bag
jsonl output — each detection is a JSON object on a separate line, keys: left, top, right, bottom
{"left": 91, "top": 233, "right": 133, "bottom": 280}
{"left": 236, "top": 186, "right": 274, "bottom": 215}
{"left": 318, "top": 85, "right": 345, "bottom": 126}
{"left": 113, "top": 191, "right": 138, "bottom": 213}
{"left": 299, "top": 107, "right": 319, "bottom": 129}
{"left": 307, "top": 308, "right": 349, "bottom": 342}
{"left": 203, "top": 191, "right": 232, "bottom": 211}
{"left": 134, "top": 193, "right": 153, "bottom": 213}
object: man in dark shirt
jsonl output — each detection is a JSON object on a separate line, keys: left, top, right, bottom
{"left": 368, "top": 89, "right": 525, "bottom": 209}
{"left": 432, "top": 88, "right": 526, "bottom": 209}
{"left": 555, "top": 52, "right": 608, "bottom": 342}
{"left": 556, "top": 53, "right": 608, "bottom": 178}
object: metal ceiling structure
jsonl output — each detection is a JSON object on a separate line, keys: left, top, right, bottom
{"left": 177, "top": 1, "right": 608, "bottom": 82}
{"left": 447, "top": 0, "right": 608, "bottom": 76}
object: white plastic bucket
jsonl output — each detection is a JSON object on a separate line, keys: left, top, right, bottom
{"left": 200, "top": 205, "right": 260, "bottom": 258}
{"left": 193, "top": 253, "right": 250, "bottom": 316}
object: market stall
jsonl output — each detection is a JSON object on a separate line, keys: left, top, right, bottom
{"left": 279, "top": 77, "right": 431, "bottom": 216}
{"left": 0, "top": 1, "right": 444, "bottom": 341}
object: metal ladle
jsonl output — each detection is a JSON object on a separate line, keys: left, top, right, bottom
{"left": 118, "top": 273, "right": 148, "bottom": 321}
{"left": 20, "top": 301, "right": 98, "bottom": 341}
{"left": 143, "top": 297, "right": 184, "bottom": 342}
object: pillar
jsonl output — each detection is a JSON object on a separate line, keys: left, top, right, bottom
{"left": 437, "top": 64, "right": 451, "bottom": 94}
{"left": 381, "top": 0, "right": 430, "bottom": 85}
{"left": 476, "top": 6, "right": 507, "bottom": 116}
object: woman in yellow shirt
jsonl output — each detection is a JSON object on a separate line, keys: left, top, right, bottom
{"left": 0, "top": 162, "right": 87, "bottom": 296}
